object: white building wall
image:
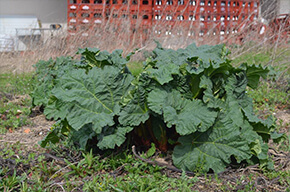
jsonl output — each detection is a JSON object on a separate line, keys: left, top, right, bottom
{"left": 0, "top": 0, "right": 67, "bottom": 27}
{"left": 0, "top": 0, "right": 67, "bottom": 51}
{"left": 278, "top": 0, "right": 290, "bottom": 14}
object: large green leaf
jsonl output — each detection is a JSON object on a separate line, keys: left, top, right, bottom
{"left": 97, "top": 126, "right": 133, "bottom": 149}
{"left": 77, "top": 48, "right": 129, "bottom": 70}
{"left": 31, "top": 57, "right": 77, "bottom": 107}
{"left": 119, "top": 90, "right": 150, "bottom": 126}
{"left": 70, "top": 124, "right": 97, "bottom": 150}
{"left": 44, "top": 96, "right": 72, "bottom": 120}
{"left": 50, "top": 66, "right": 134, "bottom": 133}
{"left": 199, "top": 76, "right": 225, "bottom": 109}
{"left": 173, "top": 112, "right": 251, "bottom": 173}
{"left": 238, "top": 63, "right": 269, "bottom": 89}
{"left": 147, "top": 63, "right": 180, "bottom": 85}
{"left": 148, "top": 89, "right": 218, "bottom": 135}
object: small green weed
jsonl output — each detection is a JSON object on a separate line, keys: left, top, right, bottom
{"left": 247, "top": 81, "right": 289, "bottom": 115}
{"left": 0, "top": 73, "right": 35, "bottom": 95}
{"left": 264, "top": 170, "right": 290, "bottom": 186}
{"left": 0, "top": 73, "right": 36, "bottom": 133}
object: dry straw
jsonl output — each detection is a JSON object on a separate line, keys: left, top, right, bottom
{"left": 0, "top": 2, "right": 289, "bottom": 74}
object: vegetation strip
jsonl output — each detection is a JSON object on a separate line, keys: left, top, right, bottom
{"left": 31, "top": 42, "right": 286, "bottom": 173}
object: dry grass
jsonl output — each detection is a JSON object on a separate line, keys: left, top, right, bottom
{"left": 0, "top": 6, "right": 289, "bottom": 74}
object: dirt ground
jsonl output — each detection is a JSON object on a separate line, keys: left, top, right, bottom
{"left": 0, "top": 114, "right": 54, "bottom": 150}
{"left": 0, "top": 105, "right": 289, "bottom": 191}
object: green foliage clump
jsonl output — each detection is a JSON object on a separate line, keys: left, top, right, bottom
{"left": 32, "top": 43, "right": 285, "bottom": 173}
{"left": 0, "top": 73, "right": 35, "bottom": 133}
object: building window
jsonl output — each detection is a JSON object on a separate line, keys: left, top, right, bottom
{"left": 112, "top": 0, "right": 117, "bottom": 4}
{"left": 143, "top": 15, "right": 149, "bottom": 19}
{"left": 143, "top": 0, "right": 149, "bottom": 4}
{"left": 165, "top": 30, "right": 172, "bottom": 35}
{"left": 81, "top": 13, "right": 90, "bottom": 17}
{"left": 208, "top": 1, "right": 211, "bottom": 6}
{"left": 189, "top": 15, "right": 195, "bottom": 20}
{"left": 228, "top": 1, "right": 230, "bottom": 6}
{"left": 132, "top": 15, "right": 138, "bottom": 19}
{"left": 69, "top": 13, "right": 77, "bottom": 17}
{"left": 221, "top": 16, "right": 225, "bottom": 21}
{"left": 94, "top": 13, "right": 102, "bottom": 18}
{"left": 214, "top": 1, "right": 217, "bottom": 6}
{"left": 178, "top": 0, "right": 184, "bottom": 5}
{"left": 82, "top": 0, "right": 90, "bottom": 3}
{"left": 200, "top": 0, "right": 205, "bottom": 6}
{"left": 189, "top": 0, "right": 196, "bottom": 5}
{"left": 213, "top": 16, "right": 217, "bottom": 21}
{"left": 132, "top": 0, "right": 138, "bottom": 4}
{"left": 154, "top": 30, "right": 161, "bottom": 34}
{"left": 199, "top": 30, "right": 204, "bottom": 36}
{"left": 207, "top": 16, "right": 211, "bottom": 20}
{"left": 166, "top": 15, "right": 173, "bottom": 20}
{"left": 227, "top": 15, "right": 230, "bottom": 20}
{"left": 188, "top": 31, "right": 195, "bottom": 36}
{"left": 156, "top": 0, "right": 162, "bottom": 5}
{"left": 94, "top": 0, "right": 102, "bottom": 4}
{"left": 122, "top": 0, "right": 128, "bottom": 4}
{"left": 221, "top": 1, "right": 225, "bottom": 6}
{"left": 167, "top": 0, "right": 173, "bottom": 5}
{"left": 122, "top": 14, "right": 128, "bottom": 18}
{"left": 200, "top": 15, "right": 205, "bottom": 21}
{"left": 254, "top": 2, "right": 257, "bottom": 7}
{"left": 155, "top": 15, "right": 161, "bottom": 20}
{"left": 177, "top": 15, "right": 184, "bottom": 20}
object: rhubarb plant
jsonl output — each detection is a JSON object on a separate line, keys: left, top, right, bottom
{"left": 32, "top": 43, "right": 285, "bottom": 173}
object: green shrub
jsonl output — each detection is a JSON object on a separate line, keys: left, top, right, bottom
{"left": 32, "top": 43, "right": 285, "bottom": 173}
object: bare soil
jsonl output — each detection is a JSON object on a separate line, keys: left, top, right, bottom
{"left": 0, "top": 114, "right": 54, "bottom": 150}
{"left": 0, "top": 102, "right": 289, "bottom": 191}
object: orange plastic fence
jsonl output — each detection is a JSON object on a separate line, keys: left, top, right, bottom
{"left": 67, "top": 0, "right": 261, "bottom": 43}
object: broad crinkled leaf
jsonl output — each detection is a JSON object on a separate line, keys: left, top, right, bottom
{"left": 242, "top": 103, "right": 275, "bottom": 142}
{"left": 147, "top": 63, "right": 180, "bottom": 85}
{"left": 183, "top": 43, "right": 227, "bottom": 66}
{"left": 51, "top": 66, "right": 134, "bottom": 133}
{"left": 32, "top": 83, "right": 53, "bottom": 106}
{"left": 119, "top": 89, "right": 150, "bottom": 126}
{"left": 148, "top": 89, "right": 218, "bottom": 135}
{"left": 77, "top": 47, "right": 101, "bottom": 67}
{"left": 77, "top": 48, "right": 128, "bottom": 70}
{"left": 44, "top": 96, "right": 72, "bottom": 120}
{"left": 31, "top": 57, "right": 77, "bottom": 107}
{"left": 238, "top": 63, "right": 269, "bottom": 89}
{"left": 173, "top": 112, "right": 251, "bottom": 173}
{"left": 71, "top": 124, "right": 96, "bottom": 150}
{"left": 199, "top": 76, "right": 224, "bottom": 108}
{"left": 147, "top": 88, "right": 168, "bottom": 115}
{"left": 97, "top": 126, "right": 133, "bottom": 149}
